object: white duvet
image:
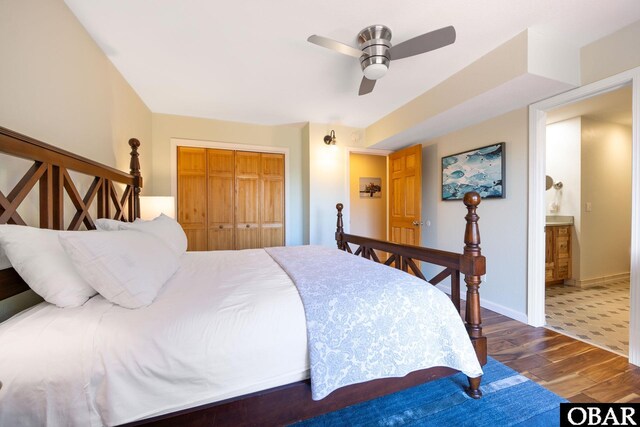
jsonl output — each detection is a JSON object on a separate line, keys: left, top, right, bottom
{"left": 0, "top": 250, "right": 309, "bottom": 426}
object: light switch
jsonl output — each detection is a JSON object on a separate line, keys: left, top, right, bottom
{"left": 586, "top": 202, "right": 592, "bottom": 212}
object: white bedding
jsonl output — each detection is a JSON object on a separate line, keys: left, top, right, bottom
{"left": 0, "top": 250, "right": 308, "bottom": 426}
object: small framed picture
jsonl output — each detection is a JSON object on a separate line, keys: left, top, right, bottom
{"left": 442, "top": 142, "right": 505, "bottom": 200}
{"left": 359, "top": 177, "right": 382, "bottom": 198}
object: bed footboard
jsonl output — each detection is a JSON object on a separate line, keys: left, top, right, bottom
{"left": 335, "top": 192, "right": 487, "bottom": 396}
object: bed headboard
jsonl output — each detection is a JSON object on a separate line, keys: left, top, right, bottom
{"left": 0, "top": 126, "right": 143, "bottom": 301}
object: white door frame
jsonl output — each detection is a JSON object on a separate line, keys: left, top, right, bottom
{"left": 527, "top": 67, "right": 640, "bottom": 365}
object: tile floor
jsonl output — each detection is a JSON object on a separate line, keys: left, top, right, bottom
{"left": 545, "top": 280, "right": 630, "bottom": 356}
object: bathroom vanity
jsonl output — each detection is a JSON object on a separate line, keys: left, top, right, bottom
{"left": 545, "top": 216, "right": 573, "bottom": 286}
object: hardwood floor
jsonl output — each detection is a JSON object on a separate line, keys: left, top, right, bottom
{"left": 480, "top": 307, "right": 640, "bottom": 403}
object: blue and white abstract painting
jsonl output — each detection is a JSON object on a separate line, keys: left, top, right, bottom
{"left": 442, "top": 143, "right": 505, "bottom": 200}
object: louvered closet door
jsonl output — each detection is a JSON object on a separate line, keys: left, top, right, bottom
{"left": 177, "top": 147, "right": 208, "bottom": 251}
{"left": 261, "top": 153, "right": 285, "bottom": 247}
{"left": 207, "top": 149, "right": 235, "bottom": 250}
{"left": 235, "top": 151, "right": 261, "bottom": 249}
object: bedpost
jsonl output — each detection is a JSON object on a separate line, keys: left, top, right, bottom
{"left": 335, "top": 203, "right": 345, "bottom": 250}
{"left": 129, "top": 138, "right": 143, "bottom": 219}
{"left": 462, "top": 191, "right": 486, "bottom": 399}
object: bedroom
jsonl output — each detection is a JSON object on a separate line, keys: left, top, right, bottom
{"left": 1, "top": 0, "right": 639, "bottom": 425}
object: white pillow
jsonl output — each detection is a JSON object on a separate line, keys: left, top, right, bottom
{"left": 58, "top": 230, "right": 179, "bottom": 309}
{"left": 0, "top": 225, "right": 97, "bottom": 307}
{"left": 117, "top": 214, "right": 187, "bottom": 256}
{"left": 95, "top": 218, "right": 124, "bottom": 231}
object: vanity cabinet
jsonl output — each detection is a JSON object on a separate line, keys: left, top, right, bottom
{"left": 545, "top": 225, "right": 572, "bottom": 285}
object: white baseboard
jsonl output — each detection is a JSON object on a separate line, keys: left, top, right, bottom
{"left": 565, "top": 272, "right": 630, "bottom": 288}
{"left": 435, "top": 283, "right": 529, "bottom": 324}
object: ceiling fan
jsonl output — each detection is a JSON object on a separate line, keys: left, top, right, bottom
{"left": 307, "top": 24, "right": 456, "bottom": 95}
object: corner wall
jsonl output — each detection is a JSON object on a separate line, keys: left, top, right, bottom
{"left": 0, "top": 0, "right": 152, "bottom": 321}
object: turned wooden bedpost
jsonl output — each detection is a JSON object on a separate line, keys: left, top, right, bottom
{"left": 129, "top": 138, "right": 143, "bottom": 220}
{"left": 335, "top": 203, "right": 345, "bottom": 250}
{"left": 462, "top": 191, "right": 487, "bottom": 399}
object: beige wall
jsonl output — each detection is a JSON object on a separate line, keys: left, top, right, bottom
{"left": 580, "top": 118, "right": 632, "bottom": 281}
{"left": 0, "top": 0, "right": 152, "bottom": 321}
{"left": 349, "top": 154, "right": 387, "bottom": 240}
{"left": 422, "top": 108, "right": 529, "bottom": 317}
{"left": 150, "top": 113, "right": 305, "bottom": 245}
{"left": 581, "top": 20, "right": 640, "bottom": 85}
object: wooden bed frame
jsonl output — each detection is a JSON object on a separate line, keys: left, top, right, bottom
{"left": 0, "top": 126, "right": 487, "bottom": 427}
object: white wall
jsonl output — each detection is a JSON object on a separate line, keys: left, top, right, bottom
{"left": 546, "top": 118, "right": 582, "bottom": 278}
{"left": 307, "top": 123, "right": 367, "bottom": 247}
{"left": 546, "top": 118, "right": 582, "bottom": 217}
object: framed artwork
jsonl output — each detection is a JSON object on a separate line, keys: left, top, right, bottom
{"left": 441, "top": 142, "right": 505, "bottom": 200}
{"left": 359, "top": 177, "right": 382, "bottom": 198}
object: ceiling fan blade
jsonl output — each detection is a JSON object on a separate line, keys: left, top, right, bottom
{"left": 359, "top": 77, "right": 376, "bottom": 96}
{"left": 307, "top": 35, "right": 363, "bottom": 58}
{"left": 389, "top": 26, "right": 456, "bottom": 61}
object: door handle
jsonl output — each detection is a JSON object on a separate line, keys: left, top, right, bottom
{"left": 412, "top": 220, "right": 424, "bottom": 227}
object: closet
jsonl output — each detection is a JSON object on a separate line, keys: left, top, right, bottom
{"left": 177, "top": 146, "right": 284, "bottom": 251}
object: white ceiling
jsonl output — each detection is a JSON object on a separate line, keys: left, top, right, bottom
{"left": 64, "top": 0, "right": 640, "bottom": 128}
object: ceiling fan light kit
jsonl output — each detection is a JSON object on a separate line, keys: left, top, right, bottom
{"left": 307, "top": 24, "right": 456, "bottom": 95}
{"left": 358, "top": 25, "right": 392, "bottom": 80}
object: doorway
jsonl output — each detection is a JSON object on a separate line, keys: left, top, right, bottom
{"left": 527, "top": 67, "right": 640, "bottom": 366}
{"left": 543, "top": 86, "right": 632, "bottom": 356}
{"left": 348, "top": 152, "right": 387, "bottom": 240}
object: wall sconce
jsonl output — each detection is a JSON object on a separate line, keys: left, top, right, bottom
{"left": 323, "top": 130, "right": 337, "bottom": 145}
{"left": 545, "top": 175, "right": 563, "bottom": 191}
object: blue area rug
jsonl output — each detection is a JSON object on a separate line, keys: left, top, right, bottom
{"left": 295, "top": 357, "right": 567, "bottom": 427}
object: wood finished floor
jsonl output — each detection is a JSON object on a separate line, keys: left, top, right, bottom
{"left": 480, "top": 307, "right": 640, "bottom": 403}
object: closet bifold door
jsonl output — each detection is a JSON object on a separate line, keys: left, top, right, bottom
{"left": 177, "top": 147, "right": 208, "bottom": 251}
{"left": 178, "top": 147, "right": 284, "bottom": 251}
{"left": 208, "top": 149, "right": 235, "bottom": 250}
{"left": 261, "top": 153, "right": 285, "bottom": 248}
{"left": 235, "top": 151, "right": 261, "bottom": 249}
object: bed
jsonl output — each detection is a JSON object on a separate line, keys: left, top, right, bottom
{"left": 0, "top": 126, "right": 487, "bottom": 426}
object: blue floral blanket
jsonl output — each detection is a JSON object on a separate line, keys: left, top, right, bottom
{"left": 265, "top": 245, "right": 483, "bottom": 400}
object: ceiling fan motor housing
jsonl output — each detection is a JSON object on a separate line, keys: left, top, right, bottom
{"left": 357, "top": 25, "right": 392, "bottom": 80}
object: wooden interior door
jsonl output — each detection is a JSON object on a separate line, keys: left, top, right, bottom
{"left": 235, "top": 151, "right": 261, "bottom": 249}
{"left": 177, "top": 147, "right": 208, "bottom": 251}
{"left": 207, "top": 149, "right": 235, "bottom": 250}
{"left": 389, "top": 144, "right": 422, "bottom": 247}
{"left": 261, "top": 153, "right": 285, "bottom": 247}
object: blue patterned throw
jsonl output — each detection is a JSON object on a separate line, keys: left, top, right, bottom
{"left": 265, "top": 245, "right": 482, "bottom": 400}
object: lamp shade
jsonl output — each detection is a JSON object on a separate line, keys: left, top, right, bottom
{"left": 139, "top": 196, "right": 176, "bottom": 220}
